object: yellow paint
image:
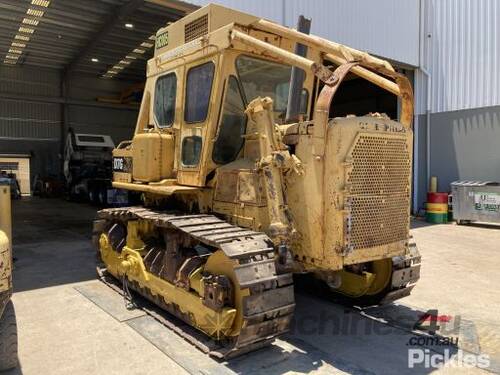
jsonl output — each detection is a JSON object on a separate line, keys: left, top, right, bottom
{"left": 0, "top": 185, "right": 11, "bottom": 294}
{"left": 426, "top": 202, "right": 448, "bottom": 213}
{"left": 99, "top": 233, "right": 238, "bottom": 338}
{"left": 336, "top": 258, "right": 392, "bottom": 298}
{"left": 132, "top": 133, "right": 175, "bottom": 182}
{"left": 204, "top": 250, "right": 250, "bottom": 337}
{"left": 102, "top": 3, "right": 418, "bottom": 304}
{"left": 429, "top": 176, "right": 438, "bottom": 193}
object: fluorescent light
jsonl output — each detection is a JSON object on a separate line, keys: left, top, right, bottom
{"left": 22, "top": 18, "right": 39, "bottom": 26}
{"left": 31, "top": 0, "right": 50, "bottom": 7}
{"left": 18, "top": 26, "right": 35, "bottom": 34}
{"left": 4, "top": 0, "right": 50, "bottom": 68}
{"left": 15, "top": 34, "right": 30, "bottom": 41}
{"left": 125, "top": 23, "right": 134, "bottom": 29}
{"left": 105, "top": 34, "right": 155, "bottom": 80}
{"left": 27, "top": 8, "right": 45, "bottom": 17}
{"left": 91, "top": 58, "right": 99, "bottom": 63}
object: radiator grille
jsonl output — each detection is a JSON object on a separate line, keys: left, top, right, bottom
{"left": 348, "top": 135, "right": 411, "bottom": 195}
{"left": 346, "top": 134, "right": 411, "bottom": 251}
{"left": 185, "top": 15, "right": 208, "bottom": 43}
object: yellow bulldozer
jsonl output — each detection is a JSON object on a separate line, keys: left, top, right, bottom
{"left": 93, "top": 4, "right": 421, "bottom": 358}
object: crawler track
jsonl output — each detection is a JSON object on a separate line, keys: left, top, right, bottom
{"left": 93, "top": 206, "right": 295, "bottom": 359}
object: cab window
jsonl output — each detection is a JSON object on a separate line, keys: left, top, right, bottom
{"left": 236, "top": 55, "right": 308, "bottom": 123}
{"left": 185, "top": 62, "right": 215, "bottom": 123}
{"left": 213, "top": 76, "right": 247, "bottom": 164}
{"left": 154, "top": 73, "right": 176, "bottom": 127}
{"left": 181, "top": 136, "right": 202, "bottom": 166}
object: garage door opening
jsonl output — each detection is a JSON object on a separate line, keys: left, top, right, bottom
{"left": 0, "top": 155, "right": 31, "bottom": 196}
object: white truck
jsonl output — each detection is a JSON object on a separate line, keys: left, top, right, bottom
{"left": 63, "top": 129, "right": 115, "bottom": 205}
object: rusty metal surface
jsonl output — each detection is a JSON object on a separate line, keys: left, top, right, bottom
{"left": 313, "top": 62, "right": 360, "bottom": 158}
{"left": 96, "top": 206, "right": 295, "bottom": 359}
{"left": 203, "top": 275, "right": 233, "bottom": 311}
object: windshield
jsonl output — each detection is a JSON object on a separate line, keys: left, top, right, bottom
{"left": 236, "top": 55, "right": 307, "bottom": 122}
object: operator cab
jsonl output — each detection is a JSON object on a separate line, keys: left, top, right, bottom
{"left": 117, "top": 4, "right": 317, "bottom": 189}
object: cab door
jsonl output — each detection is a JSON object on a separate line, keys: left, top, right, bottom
{"left": 177, "top": 54, "right": 220, "bottom": 186}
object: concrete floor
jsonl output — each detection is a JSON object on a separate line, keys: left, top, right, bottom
{"left": 3, "top": 198, "right": 500, "bottom": 375}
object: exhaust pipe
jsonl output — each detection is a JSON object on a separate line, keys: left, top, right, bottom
{"left": 285, "top": 15, "right": 311, "bottom": 123}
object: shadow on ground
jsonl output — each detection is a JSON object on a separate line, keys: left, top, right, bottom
{"left": 78, "top": 277, "right": 461, "bottom": 375}
{"left": 11, "top": 198, "right": 98, "bottom": 292}
{"left": 11, "top": 198, "right": 496, "bottom": 374}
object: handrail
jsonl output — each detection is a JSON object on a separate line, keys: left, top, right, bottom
{"left": 254, "top": 19, "right": 395, "bottom": 72}
{"left": 231, "top": 30, "right": 332, "bottom": 82}
{"left": 231, "top": 29, "right": 413, "bottom": 131}
{"left": 313, "top": 62, "right": 414, "bottom": 157}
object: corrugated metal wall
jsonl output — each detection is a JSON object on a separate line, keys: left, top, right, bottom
{"left": 0, "top": 65, "right": 138, "bottom": 182}
{"left": 0, "top": 66, "right": 61, "bottom": 141}
{"left": 416, "top": 0, "right": 500, "bottom": 114}
{"left": 67, "top": 76, "right": 138, "bottom": 145}
{"left": 187, "top": 0, "right": 420, "bottom": 66}
{"left": 412, "top": 0, "right": 500, "bottom": 214}
{"left": 68, "top": 106, "right": 136, "bottom": 145}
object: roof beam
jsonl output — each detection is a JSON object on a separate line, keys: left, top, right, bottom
{"left": 63, "top": 0, "right": 145, "bottom": 79}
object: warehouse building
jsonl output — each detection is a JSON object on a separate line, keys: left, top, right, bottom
{"left": 0, "top": 0, "right": 498, "bottom": 211}
{"left": 0, "top": 0, "right": 197, "bottom": 196}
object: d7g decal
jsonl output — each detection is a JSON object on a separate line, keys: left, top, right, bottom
{"left": 156, "top": 31, "right": 169, "bottom": 49}
{"left": 113, "top": 157, "right": 132, "bottom": 173}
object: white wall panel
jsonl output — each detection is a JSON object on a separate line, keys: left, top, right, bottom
{"left": 187, "top": 0, "right": 420, "bottom": 66}
{"left": 416, "top": 0, "right": 500, "bottom": 114}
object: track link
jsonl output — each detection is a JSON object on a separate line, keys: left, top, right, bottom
{"left": 94, "top": 206, "right": 295, "bottom": 359}
{"left": 379, "top": 237, "right": 421, "bottom": 304}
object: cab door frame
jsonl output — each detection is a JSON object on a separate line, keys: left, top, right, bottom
{"left": 177, "top": 52, "right": 223, "bottom": 187}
